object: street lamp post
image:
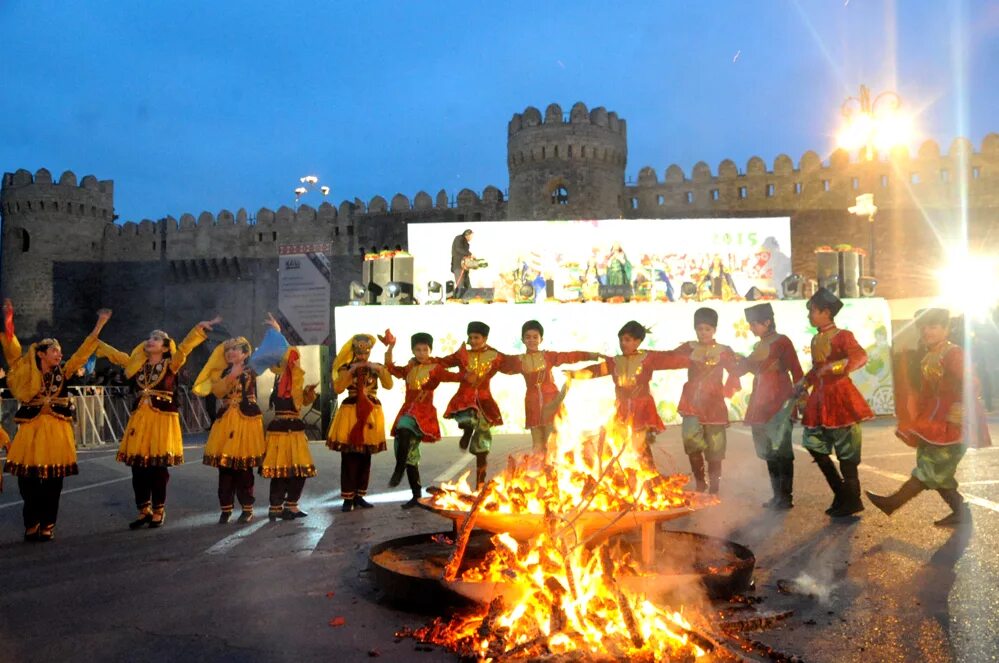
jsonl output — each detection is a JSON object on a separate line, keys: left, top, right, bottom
{"left": 836, "top": 85, "right": 913, "bottom": 277}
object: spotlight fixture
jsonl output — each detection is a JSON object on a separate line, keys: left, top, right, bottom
{"left": 426, "top": 281, "right": 444, "bottom": 305}
{"left": 781, "top": 273, "right": 804, "bottom": 299}
{"left": 744, "top": 286, "right": 764, "bottom": 301}
{"left": 445, "top": 280, "right": 455, "bottom": 299}
{"left": 384, "top": 282, "right": 403, "bottom": 305}
{"left": 348, "top": 281, "right": 366, "bottom": 306}
{"left": 679, "top": 281, "right": 697, "bottom": 299}
{"left": 858, "top": 276, "right": 878, "bottom": 298}
{"left": 366, "top": 281, "right": 383, "bottom": 306}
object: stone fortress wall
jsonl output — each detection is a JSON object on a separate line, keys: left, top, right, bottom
{"left": 2, "top": 101, "right": 998, "bottom": 354}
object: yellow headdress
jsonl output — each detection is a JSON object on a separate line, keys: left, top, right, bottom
{"left": 193, "top": 336, "right": 254, "bottom": 397}
{"left": 123, "top": 331, "right": 178, "bottom": 378}
{"left": 333, "top": 333, "right": 375, "bottom": 372}
{"left": 6, "top": 339, "right": 55, "bottom": 403}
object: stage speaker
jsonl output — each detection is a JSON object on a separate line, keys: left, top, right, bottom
{"left": 839, "top": 251, "right": 863, "bottom": 299}
{"left": 462, "top": 287, "right": 494, "bottom": 301}
{"left": 545, "top": 278, "right": 554, "bottom": 299}
{"left": 781, "top": 273, "right": 804, "bottom": 299}
{"left": 599, "top": 285, "right": 632, "bottom": 301}
{"left": 679, "top": 281, "right": 697, "bottom": 299}
{"left": 389, "top": 255, "right": 414, "bottom": 303}
{"left": 744, "top": 286, "right": 765, "bottom": 301}
{"left": 815, "top": 251, "right": 840, "bottom": 296}
{"left": 362, "top": 259, "right": 392, "bottom": 304}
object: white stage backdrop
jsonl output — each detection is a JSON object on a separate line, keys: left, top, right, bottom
{"left": 407, "top": 218, "right": 792, "bottom": 303}
{"left": 334, "top": 299, "right": 894, "bottom": 437}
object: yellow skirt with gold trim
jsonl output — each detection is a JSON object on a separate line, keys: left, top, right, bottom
{"left": 4, "top": 414, "right": 78, "bottom": 478}
{"left": 202, "top": 408, "right": 266, "bottom": 470}
{"left": 260, "top": 430, "right": 317, "bottom": 478}
{"left": 326, "top": 403, "right": 387, "bottom": 454}
{"left": 117, "top": 401, "right": 184, "bottom": 467}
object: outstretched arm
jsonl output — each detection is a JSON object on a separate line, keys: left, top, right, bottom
{"left": 65, "top": 308, "right": 113, "bottom": 376}
{"left": 0, "top": 299, "right": 21, "bottom": 366}
{"left": 171, "top": 316, "right": 220, "bottom": 372}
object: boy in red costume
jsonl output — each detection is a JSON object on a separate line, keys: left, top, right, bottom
{"left": 801, "top": 288, "right": 873, "bottom": 518}
{"left": 384, "top": 332, "right": 461, "bottom": 508}
{"left": 866, "top": 309, "right": 991, "bottom": 525}
{"left": 673, "top": 307, "right": 740, "bottom": 494}
{"left": 501, "top": 320, "right": 600, "bottom": 453}
{"left": 737, "top": 303, "right": 804, "bottom": 508}
{"left": 565, "top": 320, "right": 685, "bottom": 470}
{"left": 440, "top": 321, "right": 508, "bottom": 490}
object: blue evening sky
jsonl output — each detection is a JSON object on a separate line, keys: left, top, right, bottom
{"left": 1, "top": 1, "right": 996, "bottom": 223}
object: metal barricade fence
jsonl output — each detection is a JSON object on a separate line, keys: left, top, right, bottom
{"left": 0, "top": 386, "right": 211, "bottom": 448}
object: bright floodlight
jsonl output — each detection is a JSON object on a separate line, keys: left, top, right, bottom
{"left": 837, "top": 85, "right": 913, "bottom": 159}
{"left": 294, "top": 186, "right": 308, "bottom": 196}
{"left": 936, "top": 251, "right": 999, "bottom": 320}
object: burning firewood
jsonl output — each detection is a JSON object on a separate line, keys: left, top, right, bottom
{"left": 441, "top": 480, "right": 494, "bottom": 582}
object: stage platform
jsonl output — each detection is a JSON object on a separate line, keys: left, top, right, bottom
{"left": 335, "top": 299, "right": 895, "bottom": 436}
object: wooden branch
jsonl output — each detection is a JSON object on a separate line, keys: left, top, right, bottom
{"left": 442, "top": 480, "right": 494, "bottom": 582}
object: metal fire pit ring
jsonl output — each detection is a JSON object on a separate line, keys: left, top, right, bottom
{"left": 368, "top": 529, "right": 755, "bottom": 613}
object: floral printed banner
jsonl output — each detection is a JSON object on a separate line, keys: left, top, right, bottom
{"left": 335, "top": 298, "right": 894, "bottom": 436}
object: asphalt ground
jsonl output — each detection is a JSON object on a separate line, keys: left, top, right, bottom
{"left": 1, "top": 418, "right": 997, "bottom": 663}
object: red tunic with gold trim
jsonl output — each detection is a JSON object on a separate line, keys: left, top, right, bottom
{"left": 501, "top": 350, "right": 595, "bottom": 428}
{"left": 898, "top": 341, "right": 992, "bottom": 448}
{"left": 386, "top": 359, "right": 460, "bottom": 442}
{"left": 573, "top": 350, "right": 686, "bottom": 433}
{"left": 672, "top": 341, "right": 741, "bottom": 425}
{"left": 739, "top": 333, "right": 804, "bottom": 425}
{"left": 802, "top": 324, "right": 874, "bottom": 428}
{"left": 440, "top": 345, "right": 507, "bottom": 425}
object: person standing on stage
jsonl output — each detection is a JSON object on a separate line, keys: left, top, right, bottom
{"left": 327, "top": 333, "right": 393, "bottom": 511}
{"left": 736, "top": 303, "right": 804, "bottom": 509}
{"left": 195, "top": 335, "right": 267, "bottom": 524}
{"left": 501, "top": 320, "right": 600, "bottom": 454}
{"left": 801, "top": 287, "right": 873, "bottom": 518}
{"left": 96, "top": 316, "right": 220, "bottom": 529}
{"left": 384, "top": 332, "right": 460, "bottom": 508}
{"left": 440, "top": 321, "right": 507, "bottom": 491}
{"left": 867, "top": 308, "right": 991, "bottom": 526}
{"left": 1, "top": 300, "right": 112, "bottom": 542}
{"left": 673, "top": 307, "right": 741, "bottom": 494}
{"left": 450, "top": 229, "right": 474, "bottom": 299}
{"left": 605, "top": 242, "right": 632, "bottom": 288}
{"left": 565, "top": 321, "right": 686, "bottom": 471}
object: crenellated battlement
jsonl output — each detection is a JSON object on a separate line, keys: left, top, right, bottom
{"left": 1, "top": 167, "right": 115, "bottom": 222}
{"left": 624, "top": 133, "right": 999, "bottom": 214}
{"left": 508, "top": 102, "right": 627, "bottom": 137}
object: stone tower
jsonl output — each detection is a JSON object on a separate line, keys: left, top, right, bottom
{"left": 0, "top": 168, "right": 113, "bottom": 343}
{"left": 506, "top": 102, "right": 627, "bottom": 220}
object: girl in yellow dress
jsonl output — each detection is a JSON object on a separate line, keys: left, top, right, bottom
{"left": 96, "top": 316, "right": 221, "bottom": 529}
{"left": 327, "top": 333, "right": 392, "bottom": 512}
{"left": 256, "top": 314, "right": 318, "bottom": 521}
{"left": 0, "top": 299, "right": 112, "bottom": 541}
{"left": 195, "top": 335, "right": 266, "bottom": 523}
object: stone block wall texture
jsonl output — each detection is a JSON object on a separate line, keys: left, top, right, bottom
{"left": 2, "top": 104, "right": 998, "bottom": 350}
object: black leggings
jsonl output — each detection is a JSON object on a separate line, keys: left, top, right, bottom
{"left": 18, "top": 476, "right": 64, "bottom": 529}
{"left": 131, "top": 466, "right": 170, "bottom": 510}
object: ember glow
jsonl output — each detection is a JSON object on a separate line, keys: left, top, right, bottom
{"left": 414, "top": 406, "right": 720, "bottom": 660}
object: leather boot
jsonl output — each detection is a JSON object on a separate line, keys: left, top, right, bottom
{"left": 475, "top": 453, "right": 488, "bottom": 490}
{"left": 688, "top": 453, "right": 707, "bottom": 492}
{"left": 402, "top": 466, "right": 421, "bottom": 509}
{"left": 934, "top": 488, "right": 972, "bottom": 526}
{"left": 830, "top": 461, "right": 864, "bottom": 517}
{"left": 389, "top": 432, "right": 410, "bottom": 488}
{"left": 762, "top": 461, "right": 780, "bottom": 508}
{"left": 707, "top": 460, "right": 722, "bottom": 495}
{"left": 866, "top": 476, "right": 924, "bottom": 516}
{"left": 777, "top": 458, "right": 794, "bottom": 509}
{"left": 459, "top": 425, "right": 473, "bottom": 451}
{"left": 810, "top": 451, "right": 843, "bottom": 514}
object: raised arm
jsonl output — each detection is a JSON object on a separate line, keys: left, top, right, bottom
{"left": 64, "top": 308, "right": 112, "bottom": 376}
{"left": 0, "top": 299, "right": 22, "bottom": 366}
{"left": 171, "top": 316, "right": 220, "bottom": 372}
{"left": 95, "top": 340, "right": 129, "bottom": 367}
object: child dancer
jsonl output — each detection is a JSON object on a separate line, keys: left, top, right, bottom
{"left": 1, "top": 300, "right": 112, "bottom": 541}
{"left": 384, "top": 332, "right": 460, "bottom": 508}
{"left": 866, "top": 308, "right": 991, "bottom": 525}
{"left": 737, "top": 303, "right": 803, "bottom": 508}
{"left": 97, "top": 316, "right": 220, "bottom": 528}
{"left": 565, "top": 320, "right": 685, "bottom": 470}
{"left": 256, "top": 315, "right": 318, "bottom": 521}
{"left": 327, "top": 334, "right": 392, "bottom": 512}
{"left": 501, "top": 320, "right": 599, "bottom": 453}
{"left": 801, "top": 288, "right": 873, "bottom": 518}
{"left": 440, "top": 321, "right": 508, "bottom": 491}
{"left": 195, "top": 336, "right": 266, "bottom": 523}
{"left": 673, "top": 307, "right": 740, "bottom": 494}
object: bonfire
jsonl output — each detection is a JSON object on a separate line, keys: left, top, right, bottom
{"left": 410, "top": 406, "right": 722, "bottom": 660}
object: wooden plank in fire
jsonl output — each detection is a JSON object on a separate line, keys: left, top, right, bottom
{"left": 441, "top": 479, "right": 494, "bottom": 582}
